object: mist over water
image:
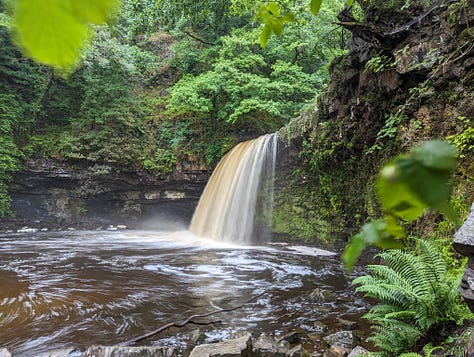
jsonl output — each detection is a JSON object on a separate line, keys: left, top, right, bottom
{"left": 0, "top": 230, "right": 366, "bottom": 356}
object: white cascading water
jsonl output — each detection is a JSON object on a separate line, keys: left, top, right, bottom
{"left": 190, "top": 133, "right": 278, "bottom": 244}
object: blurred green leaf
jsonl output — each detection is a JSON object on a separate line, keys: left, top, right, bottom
{"left": 310, "top": 0, "right": 323, "bottom": 15}
{"left": 71, "top": 0, "right": 121, "bottom": 24}
{"left": 12, "top": 0, "right": 121, "bottom": 72}
{"left": 259, "top": 25, "right": 271, "bottom": 47}
{"left": 342, "top": 233, "right": 366, "bottom": 271}
{"left": 343, "top": 220, "right": 403, "bottom": 270}
{"left": 377, "top": 163, "right": 426, "bottom": 221}
{"left": 412, "top": 140, "right": 458, "bottom": 171}
{"left": 347, "top": 0, "right": 355, "bottom": 6}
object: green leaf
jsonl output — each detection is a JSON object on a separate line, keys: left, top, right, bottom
{"left": 310, "top": 0, "right": 323, "bottom": 15}
{"left": 12, "top": 0, "right": 121, "bottom": 72}
{"left": 412, "top": 140, "right": 458, "bottom": 171}
{"left": 342, "top": 233, "right": 366, "bottom": 271}
{"left": 266, "top": 2, "right": 280, "bottom": 17}
{"left": 343, "top": 220, "right": 403, "bottom": 270}
{"left": 377, "top": 164, "right": 427, "bottom": 221}
{"left": 71, "top": 0, "right": 121, "bottom": 24}
{"left": 256, "top": 2, "right": 294, "bottom": 47}
{"left": 347, "top": 0, "right": 355, "bottom": 6}
{"left": 384, "top": 214, "right": 405, "bottom": 237}
{"left": 397, "top": 159, "right": 458, "bottom": 222}
{"left": 259, "top": 25, "right": 271, "bottom": 48}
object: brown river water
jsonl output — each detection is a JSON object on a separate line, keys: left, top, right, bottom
{"left": 0, "top": 230, "right": 368, "bottom": 356}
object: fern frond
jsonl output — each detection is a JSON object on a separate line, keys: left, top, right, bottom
{"left": 416, "top": 239, "right": 447, "bottom": 281}
{"left": 369, "top": 319, "right": 422, "bottom": 354}
{"left": 355, "top": 282, "right": 415, "bottom": 309}
{"left": 365, "top": 264, "right": 412, "bottom": 290}
{"left": 377, "top": 250, "right": 433, "bottom": 298}
{"left": 355, "top": 239, "right": 468, "bottom": 355}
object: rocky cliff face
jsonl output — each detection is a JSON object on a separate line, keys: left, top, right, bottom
{"left": 275, "top": 0, "right": 474, "bottom": 245}
{"left": 1, "top": 159, "right": 209, "bottom": 231}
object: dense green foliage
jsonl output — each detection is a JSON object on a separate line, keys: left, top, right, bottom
{"left": 353, "top": 238, "right": 469, "bottom": 355}
{"left": 0, "top": 0, "right": 344, "bottom": 216}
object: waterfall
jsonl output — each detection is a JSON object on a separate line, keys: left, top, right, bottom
{"left": 190, "top": 133, "right": 279, "bottom": 244}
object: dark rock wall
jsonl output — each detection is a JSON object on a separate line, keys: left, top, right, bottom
{"left": 1, "top": 159, "right": 209, "bottom": 231}
{"left": 275, "top": 1, "right": 474, "bottom": 245}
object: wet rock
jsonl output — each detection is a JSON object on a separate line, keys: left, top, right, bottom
{"left": 188, "top": 328, "right": 204, "bottom": 344}
{"left": 286, "top": 345, "right": 308, "bottom": 357}
{"left": 144, "top": 191, "right": 161, "bottom": 200}
{"left": 189, "top": 335, "right": 252, "bottom": 357}
{"left": 0, "top": 348, "right": 12, "bottom": 357}
{"left": 453, "top": 202, "right": 474, "bottom": 256}
{"left": 253, "top": 333, "right": 288, "bottom": 356}
{"left": 84, "top": 345, "right": 177, "bottom": 357}
{"left": 336, "top": 319, "right": 357, "bottom": 330}
{"left": 347, "top": 346, "right": 369, "bottom": 357}
{"left": 453, "top": 202, "right": 474, "bottom": 312}
{"left": 279, "top": 331, "right": 303, "bottom": 345}
{"left": 307, "top": 288, "right": 334, "bottom": 303}
{"left": 117, "top": 225, "right": 127, "bottom": 230}
{"left": 323, "top": 331, "right": 355, "bottom": 350}
{"left": 164, "top": 191, "right": 186, "bottom": 200}
{"left": 323, "top": 345, "right": 350, "bottom": 357}
{"left": 313, "top": 321, "right": 329, "bottom": 334}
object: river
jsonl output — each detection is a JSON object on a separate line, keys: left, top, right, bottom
{"left": 0, "top": 230, "right": 368, "bottom": 356}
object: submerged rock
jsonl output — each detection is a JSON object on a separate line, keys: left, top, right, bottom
{"left": 307, "top": 288, "right": 335, "bottom": 303}
{"left": 189, "top": 335, "right": 252, "bottom": 357}
{"left": 336, "top": 319, "right": 357, "bottom": 330}
{"left": 84, "top": 346, "right": 177, "bottom": 357}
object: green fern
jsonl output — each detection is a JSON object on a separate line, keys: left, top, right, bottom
{"left": 353, "top": 238, "right": 468, "bottom": 355}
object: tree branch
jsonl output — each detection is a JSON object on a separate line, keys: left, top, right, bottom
{"left": 119, "top": 290, "right": 273, "bottom": 346}
{"left": 183, "top": 31, "right": 216, "bottom": 45}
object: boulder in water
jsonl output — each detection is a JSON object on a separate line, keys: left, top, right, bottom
{"left": 253, "top": 333, "right": 288, "bottom": 356}
{"left": 323, "top": 331, "right": 355, "bottom": 350}
{"left": 189, "top": 335, "right": 252, "bottom": 357}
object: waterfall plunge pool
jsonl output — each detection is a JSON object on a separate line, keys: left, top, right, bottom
{"left": 0, "top": 230, "right": 368, "bottom": 355}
